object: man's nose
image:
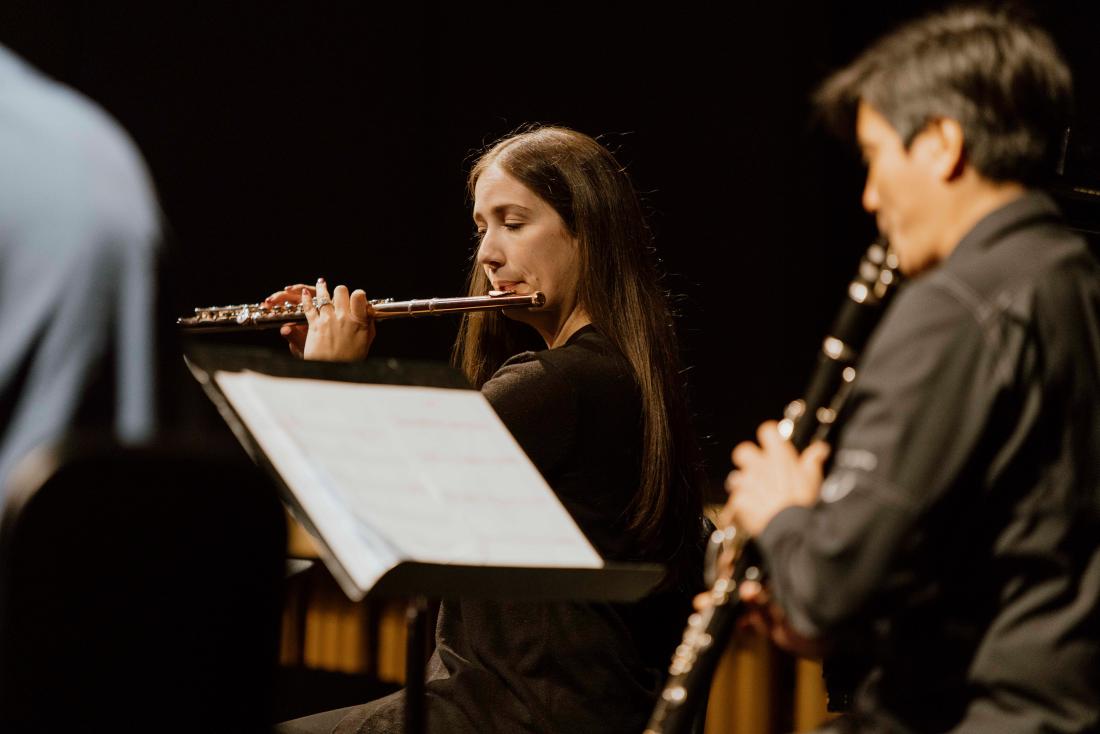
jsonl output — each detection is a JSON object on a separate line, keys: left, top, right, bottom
{"left": 862, "top": 176, "right": 879, "bottom": 213}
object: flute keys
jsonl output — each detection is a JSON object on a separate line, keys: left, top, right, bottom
{"left": 179, "top": 292, "right": 543, "bottom": 332}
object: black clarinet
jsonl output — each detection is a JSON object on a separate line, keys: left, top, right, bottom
{"left": 644, "top": 240, "right": 901, "bottom": 734}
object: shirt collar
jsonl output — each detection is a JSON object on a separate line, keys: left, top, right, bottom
{"left": 945, "top": 189, "right": 1063, "bottom": 267}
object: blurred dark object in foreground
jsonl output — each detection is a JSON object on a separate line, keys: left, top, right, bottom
{"left": 0, "top": 438, "right": 286, "bottom": 732}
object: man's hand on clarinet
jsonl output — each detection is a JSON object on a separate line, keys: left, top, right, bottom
{"left": 724, "top": 420, "right": 829, "bottom": 536}
{"left": 692, "top": 420, "right": 832, "bottom": 656}
{"left": 698, "top": 420, "right": 828, "bottom": 590}
{"left": 736, "top": 578, "right": 828, "bottom": 658}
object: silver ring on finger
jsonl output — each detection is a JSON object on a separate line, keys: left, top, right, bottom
{"left": 313, "top": 295, "right": 333, "bottom": 309}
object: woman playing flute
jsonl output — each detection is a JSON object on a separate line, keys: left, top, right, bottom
{"left": 274, "top": 125, "right": 703, "bottom": 734}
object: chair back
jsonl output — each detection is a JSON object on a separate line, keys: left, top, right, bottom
{"left": 0, "top": 439, "right": 286, "bottom": 732}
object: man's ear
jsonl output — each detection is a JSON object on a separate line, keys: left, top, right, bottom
{"left": 913, "top": 117, "right": 966, "bottom": 181}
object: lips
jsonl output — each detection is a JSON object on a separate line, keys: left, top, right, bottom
{"left": 492, "top": 281, "right": 524, "bottom": 293}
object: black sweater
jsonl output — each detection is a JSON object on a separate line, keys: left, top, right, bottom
{"left": 333, "top": 326, "right": 689, "bottom": 734}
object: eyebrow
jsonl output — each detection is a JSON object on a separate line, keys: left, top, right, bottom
{"left": 493, "top": 203, "right": 532, "bottom": 215}
{"left": 472, "top": 203, "right": 533, "bottom": 221}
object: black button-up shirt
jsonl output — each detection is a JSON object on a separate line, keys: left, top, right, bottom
{"left": 758, "top": 192, "right": 1100, "bottom": 733}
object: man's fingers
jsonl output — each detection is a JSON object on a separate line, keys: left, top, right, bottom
{"left": 742, "top": 607, "right": 772, "bottom": 639}
{"left": 758, "top": 420, "right": 798, "bottom": 460}
{"left": 731, "top": 440, "right": 762, "bottom": 469}
{"left": 756, "top": 420, "right": 780, "bottom": 445}
{"left": 739, "top": 579, "right": 766, "bottom": 603}
{"left": 693, "top": 591, "right": 713, "bottom": 612}
{"left": 801, "top": 441, "right": 832, "bottom": 472}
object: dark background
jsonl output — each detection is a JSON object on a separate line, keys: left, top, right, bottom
{"left": 3, "top": 1, "right": 1098, "bottom": 496}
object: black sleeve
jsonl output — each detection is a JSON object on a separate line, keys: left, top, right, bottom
{"left": 480, "top": 355, "right": 577, "bottom": 480}
{"left": 756, "top": 275, "right": 1025, "bottom": 637}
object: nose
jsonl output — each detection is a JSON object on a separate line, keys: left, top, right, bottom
{"left": 862, "top": 174, "right": 879, "bottom": 213}
{"left": 476, "top": 227, "right": 504, "bottom": 271}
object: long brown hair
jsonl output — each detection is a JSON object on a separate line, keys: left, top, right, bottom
{"left": 453, "top": 125, "right": 702, "bottom": 566}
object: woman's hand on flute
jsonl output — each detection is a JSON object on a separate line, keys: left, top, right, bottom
{"left": 265, "top": 278, "right": 375, "bottom": 361}
{"left": 265, "top": 282, "right": 314, "bottom": 357}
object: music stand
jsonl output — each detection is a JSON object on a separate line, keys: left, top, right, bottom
{"left": 185, "top": 345, "right": 666, "bottom": 734}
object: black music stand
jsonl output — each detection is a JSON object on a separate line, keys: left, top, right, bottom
{"left": 185, "top": 345, "right": 666, "bottom": 734}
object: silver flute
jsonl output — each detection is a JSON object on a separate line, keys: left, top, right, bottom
{"left": 178, "top": 291, "right": 546, "bottom": 333}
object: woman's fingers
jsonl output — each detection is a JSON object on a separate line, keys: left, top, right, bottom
{"left": 266, "top": 283, "right": 316, "bottom": 307}
{"left": 264, "top": 279, "right": 327, "bottom": 359}
{"left": 314, "top": 277, "right": 332, "bottom": 309}
{"left": 350, "top": 289, "right": 371, "bottom": 322}
{"left": 298, "top": 279, "right": 375, "bottom": 362}
{"left": 301, "top": 287, "right": 318, "bottom": 325}
{"left": 332, "top": 284, "right": 351, "bottom": 317}
{"left": 280, "top": 323, "right": 307, "bottom": 357}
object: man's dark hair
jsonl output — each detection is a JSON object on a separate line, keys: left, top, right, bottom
{"left": 816, "top": 6, "right": 1073, "bottom": 185}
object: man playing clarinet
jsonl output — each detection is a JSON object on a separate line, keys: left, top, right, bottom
{"left": 721, "top": 8, "right": 1100, "bottom": 733}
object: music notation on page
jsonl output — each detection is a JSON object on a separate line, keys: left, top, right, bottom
{"left": 214, "top": 371, "right": 601, "bottom": 595}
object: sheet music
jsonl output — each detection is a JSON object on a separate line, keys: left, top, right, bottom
{"left": 215, "top": 371, "right": 602, "bottom": 595}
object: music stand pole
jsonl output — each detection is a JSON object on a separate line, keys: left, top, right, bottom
{"left": 404, "top": 595, "right": 429, "bottom": 734}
